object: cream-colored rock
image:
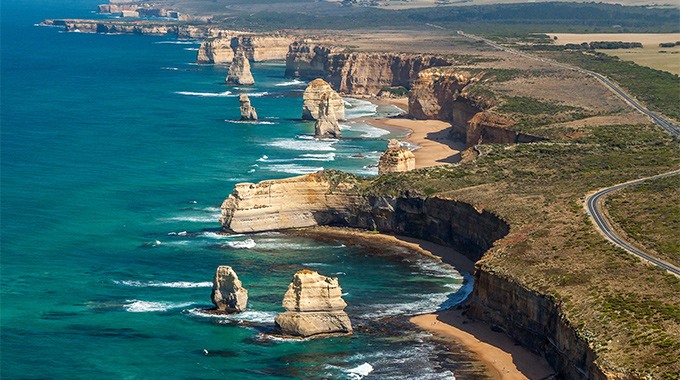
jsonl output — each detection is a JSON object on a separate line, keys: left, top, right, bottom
{"left": 197, "top": 36, "right": 236, "bottom": 64}
{"left": 226, "top": 51, "right": 255, "bottom": 86}
{"left": 314, "top": 93, "right": 341, "bottom": 138}
{"left": 211, "top": 266, "right": 248, "bottom": 313}
{"left": 378, "top": 147, "right": 415, "bottom": 175}
{"left": 387, "top": 139, "right": 401, "bottom": 148}
{"left": 302, "top": 79, "right": 345, "bottom": 121}
{"left": 239, "top": 94, "right": 258, "bottom": 121}
{"left": 274, "top": 270, "right": 352, "bottom": 337}
{"left": 220, "top": 172, "right": 362, "bottom": 234}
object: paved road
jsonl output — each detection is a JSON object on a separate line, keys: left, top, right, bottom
{"left": 586, "top": 171, "right": 680, "bottom": 276}
{"left": 457, "top": 31, "right": 680, "bottom": 138}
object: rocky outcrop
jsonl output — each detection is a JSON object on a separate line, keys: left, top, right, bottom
{"left": 378, "top": 147, "right": 415, "bottom": 175}
{"left": 274, "top": 270, "right": 352, "bottom": 337}
{"left": 40, "top": 19, "right": 177, "bottom": 35}
{"left": 219, "top": 172, "right": 364, "bottom": 233}
{"left": 196, "top": 35, "right": 293, "bottom": 64}
{"left": 239, "top": 94, "right": 258, "bottom": 121}
{"left": 409, "top": 68, "right": 544, "bottom": 148}
{"left": 220, "top": 172, "right": 509, "bottom": 260}
{"left": 387, "top": 139, "right": 401, "bottom": 148}
{"left": 285, "top": 42, "right": 451, "bottom": 95}
{"left": 314, "top": 93, "right": 341, "bottom": 138}
{"left": 302, "top": 79, "right": 345, "bottom": 121}
{"left": 211, "top": 266, "right": 248, "bottom": 313}
{"left": 226, "top": 51, "right": 254, "bottom": 86}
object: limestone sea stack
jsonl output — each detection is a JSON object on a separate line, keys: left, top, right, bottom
{"left": 302, "top": 79, "right": 345, "bottom": 121}
{"left": 274, "top": 270, "right": 352, "bottom": 337}
{"left": 211, "top": 266, "right": 248, "bottom": 313}
{"left": 239, "top": 94, "right": 258, "bottom": 121}
{"left": 378, "top": 147, "right": 416, "bottom": 175}
{"left": 226, "top": 51, "right": 254, "bottom": 86}
{"left": 314, "top": 93, "right": 341, "bottom": 139}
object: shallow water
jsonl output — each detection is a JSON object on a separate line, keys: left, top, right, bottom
{"left": 1, "top": 1, "right": 484, "bottom": 379}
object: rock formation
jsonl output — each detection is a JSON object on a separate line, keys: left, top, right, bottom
{"left": 211, "top": 266, "right": 248, "bottom": 313}
{"left": 314, "top": 93, "right": 341, "bottom": 138}
{"left": 378, "top": 147, "right": 416, "bottom": 175}
{"left": 302, "top": 79, "right": 345, "bottom": 121}
{"left": 409, "top": 67, "right": 544, "bottom": 148}
{"left": 196, "top": 35, "right": 293, "bottom": 64}
{"left": 387, "top": 139, "right": 401, "bottom": 148}
{"left": 239, "top": 94, "right": 258, "bottom": 121}
{"left": 226, "top": 51, "right": 254, "bottom": 86}
{"left": 274, "top": 270, "right": 352, "bottom": 337}
{"left": 285, "top": 42, "right": 451, "bottom": 94}
{"left": 220, "top": 172, "right": 363, "bottom": 233}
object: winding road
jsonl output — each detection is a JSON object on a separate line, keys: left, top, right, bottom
{"left": 586, "top": 171, "right": 680, "bottom": 276}
{"left": 458, "top": 31, "right": 680, "bottom": 275}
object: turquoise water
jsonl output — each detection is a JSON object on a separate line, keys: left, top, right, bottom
{"left": 1, "top": 1, "right": 477, "bottom": 379}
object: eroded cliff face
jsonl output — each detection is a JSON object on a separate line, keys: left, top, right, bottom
{"left": 409, "top": 68, "right": 544, "bottom": 148}
{"left": 41, "top": 19, "right": 178, "bottom": 35}
{"left": 196, "top": 35, "right": 293, "bottom": 64}
{"left": 285, "top": 42, "right": 451, "bottom": 95}
{"left": 218, "top": 172, "right": 635, "bottom": 378}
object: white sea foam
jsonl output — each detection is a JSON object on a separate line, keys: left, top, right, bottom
{"left": 163, "top": 215, "right": 220, "bottom": 223}
{"left": 176, "top": 90, "right": 233, "bottom": 97}
{"left": 124, "top": 300, "right": 193, "bottom": 313}
{"left": 189, "top": 308, "right": 277, "bottom": 324}
{"left": 162, "top": 67, "right": 181, "bottom": 71}
{"left": 341, "top": 123, "right": 390, "bottom": 138}
{"left": 183, "top": 48, "right": 199, "bottom": 51}
{"left": 262, "top": 164, "right": 324, "bottom": 175}
{"left": 353, "top": 166, "right": 379, "bottom": 176}
{"left": 344, "top": 98, "right": 378, "bottom": 119}
{"left": 275, "top": 79, "right": 305, "bottom": 86}
{"left": 296, "top": 153, "right": 336, "bottom": 162}
{"left": 347, "top": 363, "right": 374, "bottom": 380}
{"left": 302, "top": 262, "right": 331, "bottom": 267}
{"left": 200, "top": 232, "right": 244, "bottom": 239}
{"left": 225, "top": 238, "right": 256, "bottom": 249}
{"left": 266, "top": 137, "right": 337, "bottom": 151}
{"left": 257, "top": 155, "right": 269, "bottom": 162}
{"left": 226, "top": 120, "right": 275, "bottom": 125}
{"left": 114, "top": 280, "right": 212, "bottom": 288}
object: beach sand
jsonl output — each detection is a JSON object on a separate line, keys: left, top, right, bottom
{"left": 360, "top": 97, "right": 466, "bottom": 168}
{"left": 291, "top": 227, "right": 555, "bottom": 380}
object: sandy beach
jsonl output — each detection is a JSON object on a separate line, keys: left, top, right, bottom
{"left": 360, "top": 97, "right": 466, "bottom": 168}
{"left": 291, "top": 227, "right": 555, "bottom": 380}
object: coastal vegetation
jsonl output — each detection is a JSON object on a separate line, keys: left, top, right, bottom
{"left": 606, "top": 175, "right": 680, "bottom": 268}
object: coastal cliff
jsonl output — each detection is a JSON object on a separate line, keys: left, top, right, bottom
{"left": 409, "top": 68, "right": 545, "bottom": 148}
{"left": 218, "top": 171, "right": 646, "bottom": 379}
{"left": 285, "top": 42, "right": 451, "bottom": 95}
{"left": 196, "top": 35, "right": 293, "bottom": 64}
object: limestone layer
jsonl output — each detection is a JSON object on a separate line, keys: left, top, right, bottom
{"left": 226, "top": 51, "right": 254, "bottom": 86}
{"left": 285, "top": 42, "right": 452, "bottom": 95}
{"left": 197, "top": 35, "right": 293, "bottom": 64}
{"left": 239, "top": 94, "right": 258, "bottom": 121}
{"left": 408, "top": 67, "right": 544, "bottom": 148}
{"left": 378, "top": 147, "right": 415, "bottom": 175}
{"left": 211, "top": 266, "right": 248, "bottom": 313}
{"left": 274, "top": 270, "right": 352, "bottom": 337}
{"left": 219, "top": 172, "right": 363, "bottom": 233}
{"left": 314, "top": 93, "right": 341, "bottom": 138}
{"left": 302, "top": 79, "right": 345, "bottom": 121}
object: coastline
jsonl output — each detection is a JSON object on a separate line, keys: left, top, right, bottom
{"left": 354, "top": 96, "right": 466, "bottom": 168}
{"left": 287, "top": 227, "right": 554, "bottom": 380}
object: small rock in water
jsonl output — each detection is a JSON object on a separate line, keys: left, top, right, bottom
{"left": 239, "top": 94, "right": 258, "bottom": 121}
{"left": 274, "top": 270, "right": 352, "bottom": 337}
{"left": 211, "top": 266, "right": 248, "bottom": 313}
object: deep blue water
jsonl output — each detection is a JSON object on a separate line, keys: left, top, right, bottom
{"left": 1, "top": 2, "right": 476, "bottom": 379}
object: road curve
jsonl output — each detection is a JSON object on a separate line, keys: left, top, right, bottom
{"left": 586, "top": 171, "right": 680, "bottom": 276}
{"left": 457, "top": 32, "right": 680, "bottom": 138}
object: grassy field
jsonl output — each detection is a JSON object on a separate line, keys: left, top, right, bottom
{"left": 549, "top": 33, "right": 680, "bottom": 74}
{"left": 361, "top": 120, "right": 680, "bottom": 378}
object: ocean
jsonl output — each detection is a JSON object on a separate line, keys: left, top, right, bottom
{"left": 0, "top": 1, "right": 480, "bottom": 379}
